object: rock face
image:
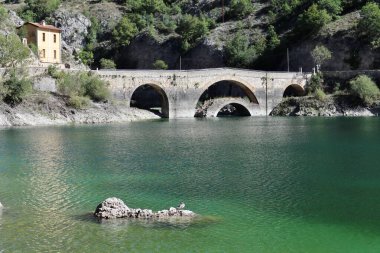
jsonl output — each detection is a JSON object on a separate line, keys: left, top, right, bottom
{"left": 94, "top": 197, "right": 196, "bottom": 219}
{"left": 51, "top": 9, "right": 91, "bottom": 55}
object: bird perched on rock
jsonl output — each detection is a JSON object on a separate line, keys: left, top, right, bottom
{"left": 177, "top": 202, "right": 185, "bottom": 210}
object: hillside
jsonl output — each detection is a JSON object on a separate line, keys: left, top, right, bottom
{"left": 1, "top": 0, "right": 380, "bottom": 72}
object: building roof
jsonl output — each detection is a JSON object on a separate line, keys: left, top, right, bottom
{"left": 26, "top": 22, "right": 62, "bottom": 33}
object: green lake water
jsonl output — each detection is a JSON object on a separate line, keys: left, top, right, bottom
{"left": 1, "top": 117, "right": 380, "bottom": 252}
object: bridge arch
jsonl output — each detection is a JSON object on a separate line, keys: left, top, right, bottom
{"left": 205, "top": 98, "right": 261, "bottom": 117}
{"left": 130, "top": 83, "right": 169, "bottom": 118}
{"left": 283, "top": 84, "right": 305, "bottom": 97}
{"left": 194, "top": 78, "right": 259, "bottom": 117}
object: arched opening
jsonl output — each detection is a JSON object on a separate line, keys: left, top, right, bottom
{"left": 283, "top": 84, "right": 305, "bottom": 97}
{"left": 130, "top": 84, "right": 169, "bottom": 118}
{"left": 217, "top": 103, "right": 251, "bottom": 117}
{"left": 195, "top": 80, "right": 258, "bottom": 117}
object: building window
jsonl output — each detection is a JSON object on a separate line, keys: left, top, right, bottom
{"left": 42, "top": 49, "right": 45, "bottom": 58}
{"left": 42, "top": 33, "right": 45, "bottom": 42}
{"left": 54, "top": 34, "right": 56, "bottom": 43}
{"left": 54, "top": 50, "right": 57, "bottom": 59}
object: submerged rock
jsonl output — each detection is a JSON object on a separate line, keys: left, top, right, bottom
{"left": 94, "top": 197, "right": 196, "bottom": 219}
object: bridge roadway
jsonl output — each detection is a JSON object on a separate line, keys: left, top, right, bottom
{"left": 97, "top": 68, "right": 310, "bottom": 118}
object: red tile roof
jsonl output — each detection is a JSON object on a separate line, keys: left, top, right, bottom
{"left": 27, "top": 22, "right": 62, "bottom": 32}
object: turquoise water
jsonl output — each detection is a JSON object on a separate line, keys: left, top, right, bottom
{"left": 1, "top": 118, "right": 380, "bottom": 252}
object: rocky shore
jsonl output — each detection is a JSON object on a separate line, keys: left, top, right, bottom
{"left": 94, "top": 197, "right": 196, "bottom": 220}
{"left": 0, "top": 92, "right": 160, "bottom": 127}
{"left": 270, "top": 95, "right": 380, "bottom": 117}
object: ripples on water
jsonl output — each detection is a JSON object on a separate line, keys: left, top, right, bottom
{"left": 1, "top": 118, "right": 380, "bottom": 252}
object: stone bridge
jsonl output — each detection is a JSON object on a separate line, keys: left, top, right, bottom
{"left": 97, "top": 68, "right": 310, "bottom": 118}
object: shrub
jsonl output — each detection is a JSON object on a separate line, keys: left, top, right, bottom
{"left": 229, "top": 0, "right": 254, "bottom": 19}
{"left": 314, "top": 88, "right": 327, "bottom": 101}
{"left": 311, "top": 45, "right": 332, "bottom": 68}
{"left": 57, "top": 72, "right": 110, "bottom": 103}
{"left": 100, "top": 58, "right": 116, "bottom": 69}
{"left": 47, "top": 65, "right": 61, "bottom": 78}
{"left": 306, "top": 73, "right": 323, "bottom": 94}
{"left": 296, "top": 4, "right": 332, "bottom": 35}
{"left": 318, "top": 0, "right": 342, "bottom": 18}
{"left": 112, "top": 16, "right": 138, "bottom": 47}
{"left": 267, "top": 25, "right": 280, "bottom": 50}
{"left": 2, "top": 71, "right": 32, "bottom": 106}
{"left": 77, "top": 50, "right": 94, "bottom": 66}
{"left": 0, "top": 34, "right": 30, "bottom": 67}
{"left": 224, "top": 32, "right": 257, "bottom": 68}
{"left": 153, "top": 59, "right": 168, "bottom": 70}
{"left": 0, "top": 4, "right": 8, "bottom": 23}
{"left": 176, "top": 14, "right": 210, "bottom": 51}
{"left": 358, "top": 2, "right": 380, "bottom": 48}
{"left": 23, "top": 0, "right": 60, "bottom": 21}
{"left": 67, "top": 95, "right": 90, "bottom": 109}
{"left": 349, "top": 75, "right": 380, "bottom": 105}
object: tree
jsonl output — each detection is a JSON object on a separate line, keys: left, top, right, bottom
{"left": 2, "top": 70, "right": 32, "bottom": 106}
{"left": 311, "top": 45, "right": 332, "bottom": 68}
{"left": 112, "top": 16, "right": 138, "bottom": 47}
{"left": 358, "top": 2, "right": 380, "bottom": 48}
{"left": 23, "top": 0, "right": 60, "bottom": 21}
{"left": 0, "top": 34, "right": 30, "bottom": 67}
{"left": 100, "top": 58, "right": 116, "bottom": 69}
{"left": 225, "top": 32, "right": 256, "bottom": 68}
{"left": 318, "top": 0, "right": 342, "bottom": 18}
{"left": 267, "top": 25, "right": 280, "bottom": 50}
{"left": 349, "top": 75, "right": 380, "bottom": 105}
{"left": 153, "top": 59, "right": 168, "bottom": 70}
{"left": 176, "top": 15, "right": 210, "bottom": 51}
{"left": 296, "top": 4, "right": 332, "bottom": 34}
{"left": 229, "top": 0, "right": 254, "bottom": 19}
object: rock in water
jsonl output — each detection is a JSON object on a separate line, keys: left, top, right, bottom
{"left": 94, "top": 197, "right": 130, "bottom": 219}
{"left": 94, "top": 198, "right": 197, "bottom": 219}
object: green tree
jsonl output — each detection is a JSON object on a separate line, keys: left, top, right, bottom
{"left": 0, "top": 4, "right": 8, "bottom": 23}
{"left": 112, "top": 16, "right": 138, "bottom": 47}
{"left": 225, "top": 32, "right": 256, "bottom": 68}
{"left": 318, "top": 0, "right": 342, "bottom": 18}
{"left": 358, "top": 2, "right": 380, "bottom": 48}
{"left": 77, "top": 50, "right": 93, "bottom": 66}
{"left": 296, "top": 4, "right": 332, "bottom": 34}
{"left": 176, "top": 14, "right": 210, "bottom": 51}
{"left": 311, "top": 45, "right": 332, "bottom": 68}
{"left": 1, "top": 70, "right": 32, "bottom": 106}
{"left": 0, "top": 34, "right": 30, "bottom": 67}
{"left": 100, "top": 58, "right": 116, "bottom": 69}
{"left": 23, "top": 0, "right": 60, "bottom": 21}
{"left": 229, "top": 0, "right": 254, "bottom": 19}
{"left": 306, "top": 73, "right": 324, "bottom": 94}
{"left": 349, "top": 75, "right": 380, "bottom": 105}
{"left": 267, "top": 25, "right": 280, "bottom": 50}
{"left": 153, "top": 59, "right": 168, "bottom": 69}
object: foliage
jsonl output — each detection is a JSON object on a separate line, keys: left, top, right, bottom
{"left": 311, "top": 45, "right": 332, "bottom": 67}
{"left": 229, "top": 0, "right": 254, "bottom": 19}
{"left": 349, "top": 75, "right": 380, "bottom": 105}
{"left": 314, "top": 88, "right": 327, "bottom": 101}
{"left": 0, "top": 4, "right": 8, "bottom": 23}
{"left": 47, "top": 65, "right": 63, "bottom": 79}
{"left": 176, "top": 14, "right": 211, "bottom": 51}
{"left": 100, "top": 58, "right": 116, "bottom": 69}
{"left": 77, "top": 50, "right": 94, "bottom": 66}
{"left": 296, "top": 4, "right": 332, "bottom": 35}
{"left": 357, "top": 2, "right": 380, "bottom": 48}
{"left": 112, "top": 16, "right": 138, "bottom": 47}
{"left": 57, "top": 72, "right": 110, "bottom": 104}
{"left": 318, "top": 0, "right": 342, "bottom": 18}
{"left": 0, "top": 34, "right": 30, "bottom": 67}
{"left": 306, "top": 73, "right": 323, "bottom": 94}
{"left": 153, "top": 59, "right": 168, "bottom": 70}
{"left": 267, "top": 25, "right": 280, "bottom": 50}
{"left": 67, "top": 95, "right": 90, "bottom": 109}
{"left": 1, "top": 70, "right": 32, "bottom": 106}
{"left": 22, "top": 0, "right": 60, "bottom": 21}
{"left": 224, "top": 32, "right": 257, "bottom": 68}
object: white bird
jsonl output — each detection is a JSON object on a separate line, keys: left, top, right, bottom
{"left": 177, "top": 201, "right": 185, "bottom": 210}
{"left": 0, "top": 202, "right": 3, "bottom": 208}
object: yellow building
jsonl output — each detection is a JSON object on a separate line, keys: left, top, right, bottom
{"left": 21, "top": 21, "right": 62, "bottom": 64}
